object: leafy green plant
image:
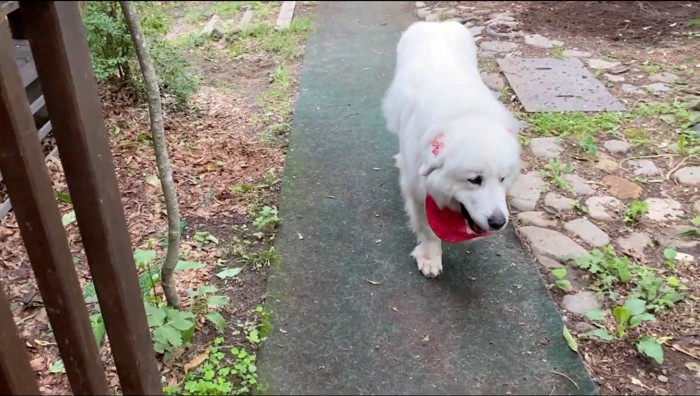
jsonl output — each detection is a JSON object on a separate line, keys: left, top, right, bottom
{"left": 230, "top": 346, "right": 259, "bottom": 394}
{"left": 630, "top": 267, "right": 684, "bottom": 313}
{"left": 550, "top": 268, "right": 571, "bottom": 291}
{"left": 643, "top": 64, "right": 662, "bottom": 75}
{"left": 577, "top": 134, "right": 598, "bottom": 156}
{"left": 186, "top": 285, "right": 229, "bottom": 332}
{"left": 80, "top": 1, "right": 199, "bottom": 109}
{"left": 575, "top": 245, "right": 634, "bottom": 296}
{"left": 551, "top": 46, "right": 564, "bottom": 60}
{"left": 145, "top": 302, "right": 196, "bottom": 355}
{"left": 231, "top": 183, "right": 256, "bottom": 195}
{"left": 194, "top": 231, "right": 219, "bottom": 247}
{"left": 637, "top": 335, "right": 668, "bottom": 364}
{"left": 540, "top": 158, "right": 575, "bottom": 195}
{"left": 623, "top": 200, "right": 649, "bottom": 225}
{"left": 624, "top": 128, "right": 651, "bottom": 147}
{"left": 581, "top": 298, "right": 655, "bottom": 341}
{"left": 527, "top": 112, "right": 622, "bottom": 138}
{"left": 253, "top": 206, "right": 281, "bottom": 231}
{"left": 679, "top": 216, "right": 700, "bottom": 238}
{"left": 165, "top": 337, "right": 234, "bottom": 395}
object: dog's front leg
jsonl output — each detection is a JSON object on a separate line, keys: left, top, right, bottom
{"left": 406, "top": 196, "right": 443, "bottom": 278}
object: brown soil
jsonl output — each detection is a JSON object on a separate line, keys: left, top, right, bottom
{"left": 0, "top": 1, "right": 313, "bottom": 394}
{"left": 429, "top": 1, "right": 700, "bottom": 395}
{"left": 519, "top": 1, "right": 700, "bottom": 44}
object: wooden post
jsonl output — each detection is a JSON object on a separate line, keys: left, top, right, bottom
{"left": 0, "top": 285, "right": 41, "bottom": 395}
{"left": 20, "top": 2, "right": 162, "bottom": 394}
{"left": 0, "top": 16, "right": 110, "bottom": 396}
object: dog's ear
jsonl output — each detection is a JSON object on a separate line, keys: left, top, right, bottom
{"left": 419, "top": 136, "right": 445, "bottom": 176}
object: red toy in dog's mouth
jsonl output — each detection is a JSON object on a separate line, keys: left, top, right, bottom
{"left": 425, "top": 194, "right": 491, "bottom": 243}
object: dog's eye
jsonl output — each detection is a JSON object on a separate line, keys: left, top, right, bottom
{"left": 500, "top": 177, "right": 505, "bottom": 183}
{"left": 468, "top": 176, "right": 482, "bottom": 186}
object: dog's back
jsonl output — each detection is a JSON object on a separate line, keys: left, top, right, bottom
{"left": 395, "top": 21, "right": 478, "bottom": 75}
{"left": 382, "top": 22, "right": 490, "bottom": 137}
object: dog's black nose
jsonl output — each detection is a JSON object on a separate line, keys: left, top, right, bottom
{"left": 487, "top": 213, "right": 506, "bottom": 230}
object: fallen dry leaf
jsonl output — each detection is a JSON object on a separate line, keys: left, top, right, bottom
{"left": 29, "top": 356, "right": 45, "bottom": 371}
{"left": 183, "top": 350, "right": 209, "bottom": 373}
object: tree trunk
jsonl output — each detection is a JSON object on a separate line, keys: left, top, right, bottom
{"left": 120, "top": 1, "right": 181, "bottom": 308}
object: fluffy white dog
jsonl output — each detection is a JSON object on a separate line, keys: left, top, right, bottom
{"left": 382, "top": 21, "right": 522, "bottom": 278}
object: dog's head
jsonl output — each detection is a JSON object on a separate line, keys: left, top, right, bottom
{"left": 419, "top": 118, "right": 521, "bottom": 234}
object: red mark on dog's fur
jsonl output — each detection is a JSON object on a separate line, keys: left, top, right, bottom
{"left": 431, "top": 139, "right": 444, "bottom": 155}
{"left": 506, "top": 126, "right": 513, "bottom": 134}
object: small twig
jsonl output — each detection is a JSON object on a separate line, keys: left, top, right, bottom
{"left": 619, "top": 153, "right": 678, "bottom": 170}
{"left": 551, "top": 370, "right": 579, "bottom": 390}
{"left": 666, "top": 156, "right": 688, "bottom": 181}
{"left": 329, "top": 122, "right": 338, "bottom": 132}
{"left": 670, "top": 343, "right": 700, "bottom": 361}
{"left": 341, "top": 112, "right": 359, "bottom": 120}
{"left": 17, "top": 311, "right": 39, "bottom": 324}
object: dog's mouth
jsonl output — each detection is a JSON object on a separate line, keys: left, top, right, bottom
{"left": 460, "top": 204, "right": 488, "bottom": 235}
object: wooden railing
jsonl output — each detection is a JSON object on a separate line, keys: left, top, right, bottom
{"left": 0, "top": 0, "right": 54, "bottom": 219}
{"left": 0, "top": 2, "right": 162, "bottom": 394}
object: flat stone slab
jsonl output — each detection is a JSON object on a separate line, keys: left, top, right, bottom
{"left": 256, "top": 2, "right": 597, "bottom": 395}
{"left": 497, "top": 57, "right": 626, "bottom": 112}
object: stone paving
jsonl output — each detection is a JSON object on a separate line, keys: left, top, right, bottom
{"left": 413, "top": 2, "right": 698, "bottom": 315}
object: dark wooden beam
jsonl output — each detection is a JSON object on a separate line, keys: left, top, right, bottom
{"left": 0, "top": 15, "right": 110, "bottom": 395}
{"left": 20, "top": 2, "right": 162, "bottom": 394}
{"left": 0, "top": 284, "right": 41, "bottom": 395}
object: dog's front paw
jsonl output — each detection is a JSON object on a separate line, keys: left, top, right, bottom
{"left": 411, "top": 245, "right": 443, "bottom": 278}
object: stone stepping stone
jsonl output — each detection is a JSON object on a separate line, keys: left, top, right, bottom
{"left": 543, "top": 192, "right": 575, "bottom": 215}
{"left": 564, "top": 218, "right": 610, "bottom": 248}
{"left": 563, "top": 291, "right": 602, "bottom": 315}
{"left": 585, "top": 196, "right": 622, "bottom": 222}
{"left": 603, "top": 139, "right": 631, "bottom": 155}
{"left": 645, "top": 83, "right": 671, "bottom": 93}
{"left": 564, "top": 174, "right": 594, "bottom": 195}
{"left": 479, "top": 40, "right": 519, "bottom": 53}
{"left": 644, "top": 198, "right": 684, "bottom": 222}
{"left": 523, "top": 34, "right": 563, "bottom": 49}
{"left": 517, "top": 211, "right": 558, "bottom": 227}
{"left": 530, "top": 137, "right": 564, "bottom": 160}
{"left": 649, "top": 72, "right": 679, "bottom": 84}
{"left": 563, "top": 49, "right": 592, "bottom": 58}
{"left": 655, "top": 224, "right": 699, "bottom": 249}
{"left": 629, "top": 160, "right": 660, "bottom": 177}
{"left": 519, "top": 226, "right": 588, "bottom": 265}
{"left": 497, "top": 57, "right": 625, "bottom": 112}
{"left": 617, "top": 232, "right": 653, "bottom": 262}
{"left": 509, "top": 172, "right": 546, "bottom": 211}
{"left": 587, "top": 59, "right": 621, "bottom": 70}
{"left": 673, "top": 166, "right": 700, "bottom": 186}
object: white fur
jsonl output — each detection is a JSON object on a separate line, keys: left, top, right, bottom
{"left": 382, "top": 21, "right": 522, "bottom": 278}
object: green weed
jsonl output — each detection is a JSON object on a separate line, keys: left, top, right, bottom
{"left": 540, "top": 158, "right": 575, "bottom": 195}
{"left": 623, "top": 200, "right": 649, "bottom": 226}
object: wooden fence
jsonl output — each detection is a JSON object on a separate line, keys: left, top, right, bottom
{"left": 0, "top": 2, "right": 162, "bottom": 394}
{"left": 0, "top": 1, "right": 54, "bottom": 219}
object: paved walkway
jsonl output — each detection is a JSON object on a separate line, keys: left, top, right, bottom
{"left": 256, "top": 2, "right": 597, "bottom": 394}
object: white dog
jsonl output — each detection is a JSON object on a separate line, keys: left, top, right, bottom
{"left": 382, "top": 21, "right": 522, "bottom": 278}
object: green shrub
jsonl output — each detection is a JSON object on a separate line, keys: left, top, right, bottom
{"left": 80, "top": 1, "right": 199, "bottom": 110}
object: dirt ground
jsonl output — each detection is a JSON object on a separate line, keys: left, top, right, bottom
{"left": 0, "top": 1, "right": 314, "bottom": 394}
{"left": 1, "top": 1, "right": 698, "bottom": 395}
{"left": 520, "top": 1, "right": 700, "bottom": 44}
{"left": 425, "top": 1, "right": 699, "bottom": 395}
